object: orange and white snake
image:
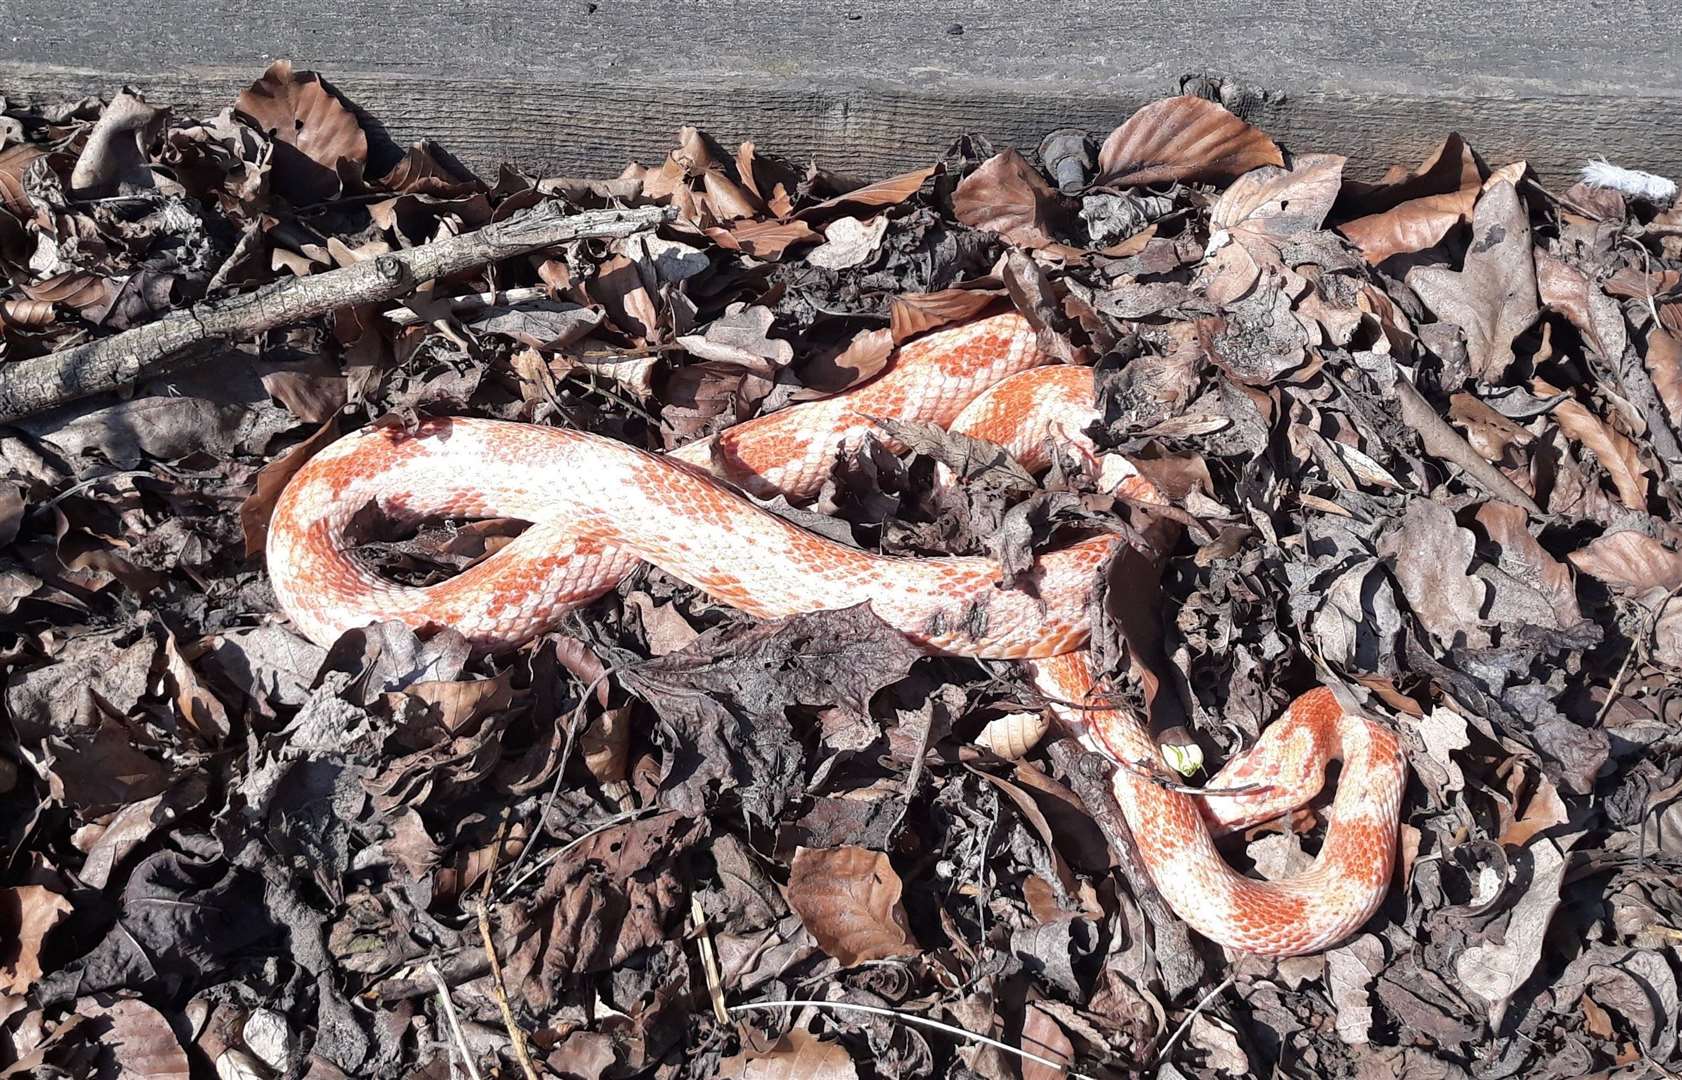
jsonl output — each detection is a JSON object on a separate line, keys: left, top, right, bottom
{"left": 266, "top": 312, "right": 1405, "bottom": 956}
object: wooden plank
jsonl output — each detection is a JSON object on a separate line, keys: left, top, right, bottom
{"left": 3, "top": 0, "right": 1679, "bottom": 186}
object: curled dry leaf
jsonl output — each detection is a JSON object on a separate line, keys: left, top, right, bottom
{"left": 974, "top": 710, "right": 1052, "bottom": 760}
{"left": 796, "top": 163, "right": 938, "bottom": 222}
{"left": 785, "top": 846, "right": 919, "bottom": 966}
{"left": 953, "top": 148, "right": 1069, "bottom": 249}
{"left": 1096, "top": 95, "right": 1282, "bottom": 188}
{"left": 1455, "top": 836, "right": 1569, "bottom": 1028}
{"left": 235, "top": 60, "right": 368, "bottom": 204}
{"left": 1212, "top": 154, "right": 1346, "bottom": 243}
{"left": 1406, "top": 181, "right": 1539, "bottom": 381}
{"left": 69, "top": 89, "right": 166, "bottom": 198}
{"left": 0, "top": 143, "right": 47, "bottom": 215}
{"left": 793, "top": 327, "right": 894, "bottom": 398}
{"left": 1336, "top": 134, "right": 1487, "bottom": 263}
{"left": 717, "top": 1028, "right": 860, "bottom": 1080}
{"left": 1535, "top": 377, "right": 1650, "bottom": 511}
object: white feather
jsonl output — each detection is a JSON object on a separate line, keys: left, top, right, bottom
{"left": 1580, "top": 159, "right": 1677, "bottom": 202}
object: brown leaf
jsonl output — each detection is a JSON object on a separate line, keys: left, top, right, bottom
{"left": 889, "top": 283, "right": 1007, "bottom": 343}
{"left": 1474, "top": 502, "right": 1581, "bottom": 627}
{"left": 377, "top": 140, "right": 483, "bottom": 196}
{"left": 0, "top": 143, "right": 47, "bottom": 216}
{"left": 793, "top": 327, "right": 895, "bottom": 398}
{"left": 73, "top": 996, "right": 192, "bottom": 1079}
{"left": 1340, "top": 133, "right": 1485, "bottom": 213}
{"left": 702, "top": 167, "right": 765, "bottom": 221}
{"left": 240, "top": 415, "right": 344, "bottom": 557}
{"left": 1379, "top": 499, "right": 1488, "bottom": 648}
{"left": 1341, "top": 188, "right": 1477, "bottom": 264}
{"left": 785, "top": 846, "right": 919, "bottom": 966}
{"left": 718, "top": 1028, "right": 860, "bottom": 1080}
{"left": 21, "top": 270, "right": 116, "bottom": 320}
{"left": 69, "top": 89, "right": 166, "bottom": 198}
{"left": 797, "top": 164, "right": 938, "bottom": 221}
{"left": 1535, "top": 250, "right": 1628, "bottom": 362}
{"left": 1568, "top": 531, "right": 1682, "bottom": 593}
{"left": 706, "top": 218, "right": 821, "bottom": 259}
{"left": 235, "top": 60, "right": 368, "bottom": 204}
{"left": 1535, "top": 377, "right": 1650, "bottom": 511}
{"left": 1212, "top": 154, "right": 1346, "bottom": 243}
{"left": 1406, "top": 181, "right": 1539, "bottom": 381}
{"left": 1096, "top": 95, "right": 1282, "bottom": 187}
{"left": 1019, "top": 1003, "right": 1077, "bottom": 1080}
{"left": 1643, "top": 327, "right": 1682, "bottom": 423}
{"left": 0, "top": 885, "right": 72, "bottom": 994}
{"left": 588, "top": 254, "right": 659, "bottom": 342}
{"left": 952, "top": 149, "right": 1069, "bottom": 248}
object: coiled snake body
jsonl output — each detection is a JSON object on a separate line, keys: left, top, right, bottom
{"left": 267, "top": 312, "right": 1405, "bottom": 956}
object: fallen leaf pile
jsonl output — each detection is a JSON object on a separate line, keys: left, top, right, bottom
{"left": 3, "top": 64, "right": 1682, "bottom": 1079}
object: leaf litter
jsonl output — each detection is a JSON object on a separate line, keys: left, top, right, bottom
{"left": 1, "top": 63, "right": 1682, "bottom": 1080}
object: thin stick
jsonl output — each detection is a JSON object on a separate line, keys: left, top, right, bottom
{"left": 725, "top": 999, "right": 1094, "bottom": 1079}
{"left": 1391, "top": 374, "right": 1543, "bottom": 514}
{"left": 475, "top": 900, "right": 539, "bottom": 1080}
{"left": 1152, "top": 971, "right": 1237, "bottom": 1066}
{"left": 0, "top": 202, "right": 674, "bottom": 421}
{"left": 426, "top": 962, "right": 485, "bottom": 1080}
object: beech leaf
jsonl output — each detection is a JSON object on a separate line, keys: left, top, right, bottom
{"left": 1096, "top": 95, "right": 1282, "bottom": 187}
{"left": 235, "top": 60, "right": 368, "bottom": 204}
{"left": 785, "top": 846, "right": 920, "bottom": 966}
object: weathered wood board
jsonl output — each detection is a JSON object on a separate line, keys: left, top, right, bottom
{"left": 3, "top": 1, "right": 1678, "bottom": 184}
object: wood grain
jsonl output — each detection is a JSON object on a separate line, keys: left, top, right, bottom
{"left": 6, "top": 62, "right": 1678, "bottom": 190}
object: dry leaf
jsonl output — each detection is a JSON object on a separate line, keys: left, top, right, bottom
{"left": 1212, "top": 154, "right": 1346, "bottom": 242}
{"left": 1642, "top": 327, "right": 1682, "bottom": 422}
{"left": 73, "top": 996, "right": 192, "bottom": 1079}
{"left": 0, "top": 885, "right": 73, "bottom": 993}
{"left": 235, "top": 60, "right": 368, "bottom": 204}
{"left": 1568, "top": 531, "right": 1682, "bottom": 593}
{"left": 1096, "top": 95, "right": 1282, "bottom": 187}
{"left": 706, "top": 218, "right": 821, "bottom": 259}
{"left": 1535, "top": 377, "right": 1650, "bottom": 511}
{"left": 793, "top": 327, "right": 894, "bottom": 397}
{"left": 806, "top": 214, "right": 889, "bottom": 270}
{"left": 797, "top": 164, "right": 937, "bottom": 221}
{"left": 0, "top": 143, "right": 47, "bottom": 216}
{"left": 1535, "top": 249, "right": 1628, "bottom": 363}
{"left": 785, "top": 846, "right": 919, "bottom": 966}
{"left": 953, "top": 148, "right": 1069, "bottom": 248}
{"left": 974, "top": 710, "right": 1052, "bottom": 760}
{"left": 69, "top": 90, "right": 166, "bottom": 198}
{"left": 1336, "top": 134, "right": 1487, "bottom": 263}
{"left": 1019, "top": 1003, "right": 1077, "bottom": 1080}
{"left": 718, "top": 1028, "right": 860, "bottom": 1080}
{"left": 1406, "top": 181, "right": 1539, "bottom": 381}
{"left": 889, "top": 284, "right": 1006, "bottom": 343}
{"left": 1456, "top": 836, "right": 1569, "bottom": 1028}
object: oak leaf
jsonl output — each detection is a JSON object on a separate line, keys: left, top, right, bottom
{"left": 1406, "top": 181, "right": 1539, "bottom": 381}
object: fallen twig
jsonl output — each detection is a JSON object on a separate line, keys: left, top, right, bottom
{"left": 1392, "top": 374, "right": 1544, "bottom": 514}
{"left": 426, "top": 961, "right": 485, "bottom": 1080}
{"left": 0, "top": 202, "right": 674, "bottom": 422}
{"left": 724, "top": 999, "right": 1096, "bottom": 1079}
